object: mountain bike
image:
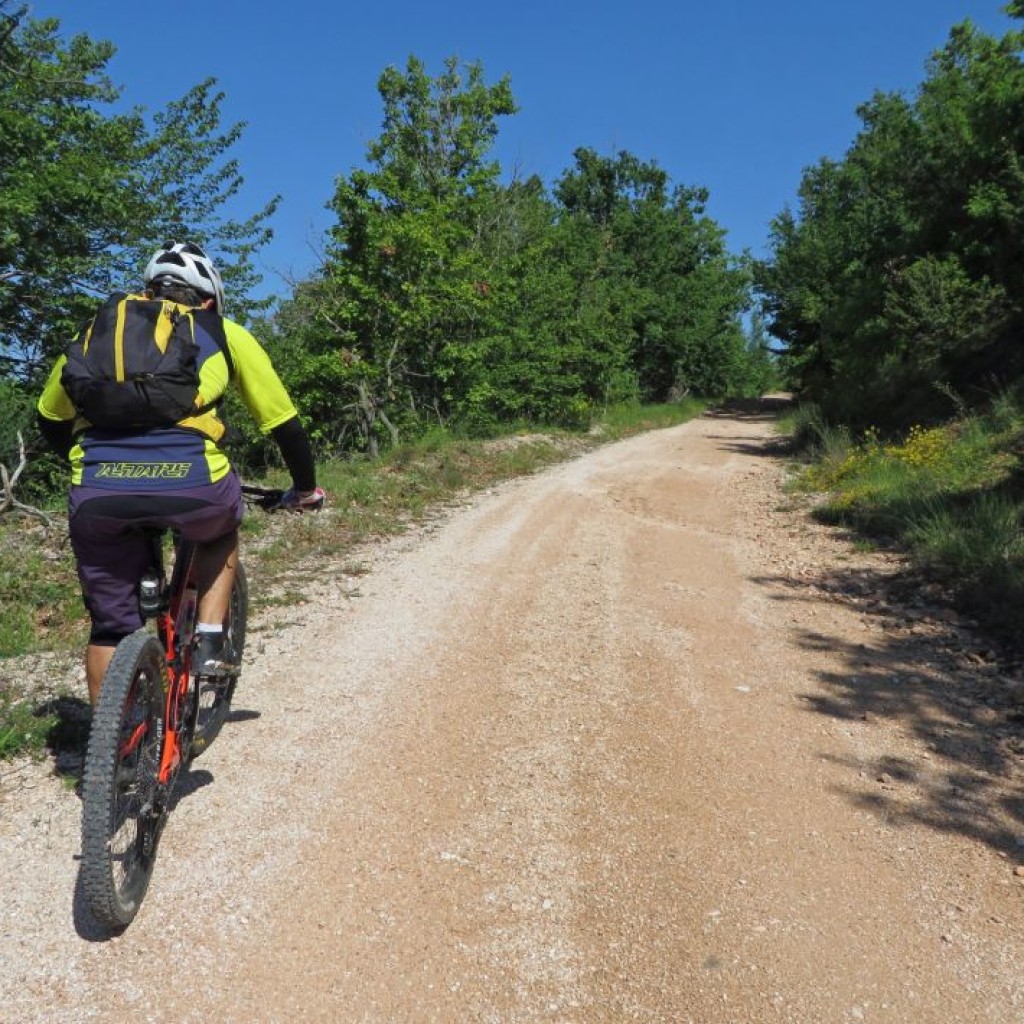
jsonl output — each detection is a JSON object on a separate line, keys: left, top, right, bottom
{"left": 79, "top": 484, "right": 283, "bottom": 932}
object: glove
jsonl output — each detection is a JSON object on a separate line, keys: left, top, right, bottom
{"left": 280, "top": 486, "right": 326, "bottom": 512}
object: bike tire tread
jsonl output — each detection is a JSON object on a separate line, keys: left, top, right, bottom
{"left": 80, "top": 630, "right": 165, "bottom": 932}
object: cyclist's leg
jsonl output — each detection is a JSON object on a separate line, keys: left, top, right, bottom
{"left": 85, "top": 639, "right": 123, "bottom": 708}
{"left": 167, "top": 475, "right": 246, "bottom": 749}
{"left": 190, "top": 557, "right": 247, "bottom": 755}
{"left": 171, "top": 472, "right": 244, "bottom": 628}
{"left": 194, "top": 527, "right": 239, "bottom": 627}
{"left": 69, "top": 491, "right": 151, "bottom": 705}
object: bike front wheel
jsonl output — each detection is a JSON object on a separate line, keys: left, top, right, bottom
{"left": 190, "top": 560, "right": 248, "bottom": 756}
{"left": 80, "top": 630, "right": 167, "bottom": 932}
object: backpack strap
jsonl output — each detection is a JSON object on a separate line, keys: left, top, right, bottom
{"left": 76, "top": 291, "right": 128, "bottom": 351}
{"left": 188, "top": 309, "right": 235, "bottom": 419}
{"left": 193, "top": 307, "right": 235, "bottom": 380}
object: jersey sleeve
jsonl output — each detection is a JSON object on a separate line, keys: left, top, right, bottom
{"left": 36, "top": 355, "right": 78, "bottom": 421}
{"left": 222, "top": 319, "right": 299, "bottom": 434}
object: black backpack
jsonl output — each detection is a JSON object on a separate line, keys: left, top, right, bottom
{"left": 61, "top": 293, "right": 205, "bottom": 430}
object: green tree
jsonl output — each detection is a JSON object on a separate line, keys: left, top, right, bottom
{"left": 554, "top": 148, "right": 752, "bottom": 402}
{"left": 475, "top": 176, "right": 635, "bottom": 429}
{"left": 757, "top": 10, "right": 1024, "bottom": 427}
{"left": 0, "top": 4, "right": 134, "bottom": 374}
{"left": 0, "top": 5, "right": 277, "bottom": 384}
{"left": 306, "top": 56, "right": 518, "bottom": 449}
{"left": 129, "top": 78, "right": 280, "bottom": 321}
{"left": 0, "top": 4, "right": 278, "bottom": 495}
{"left": 280, "top": 59, "right": 755, "bottom": 454}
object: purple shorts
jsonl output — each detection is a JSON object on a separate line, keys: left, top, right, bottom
{"left": 69, "top": 473, "right": 244, "bottom": 642}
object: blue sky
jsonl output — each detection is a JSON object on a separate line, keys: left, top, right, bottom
{"left": 34, "top": 1, "right": 1018, "bottom": 299}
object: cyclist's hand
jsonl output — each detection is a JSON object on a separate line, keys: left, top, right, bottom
{"left": 280, "top": 486, "right": 326, "bottom": 512}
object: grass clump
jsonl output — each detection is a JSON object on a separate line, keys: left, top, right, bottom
{"left": 907, "top": 493, "right": 1024, "bottom": 580}
{"left": 597, "top": 398, "right": 706, "bottom": 439}
{"left": 788, "top": 399, "right": 1024, "bottom": 632}
{"left": 777, "top": 402, "right": 853, "bottom": 464}
{"left": 0, "top": 687, "right": 57, "bottom": 761}
{"left": 0, "top": 529, "right": 86, "bottom": 659}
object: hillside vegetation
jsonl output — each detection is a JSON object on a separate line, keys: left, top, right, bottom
{"left": 757, "top": 5, "right": 1024, "bottom": 639}
{"left": 757, "top": 4, "right": 1024, "bottom": 433}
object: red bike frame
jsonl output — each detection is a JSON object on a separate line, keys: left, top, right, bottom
{"left": 153, "top": 536, "right": 200, "bottom": 784}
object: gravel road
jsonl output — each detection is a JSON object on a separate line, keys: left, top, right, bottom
{"left": 2, "top": 405, "right": 1023, "bottom": 1023}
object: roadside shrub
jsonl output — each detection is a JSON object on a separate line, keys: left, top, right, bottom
{"left": 790, "top": 402, "right": 1024, "bottom": 633}
{"left": 908, "top": 493, "right": 1024, "bottom": 581}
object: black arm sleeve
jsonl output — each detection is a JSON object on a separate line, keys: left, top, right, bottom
{"left": 36, "top": 413, "right": 74, "bottom": 460}
{"left": 270, "top": 416, "right": 317, "bottom": 492}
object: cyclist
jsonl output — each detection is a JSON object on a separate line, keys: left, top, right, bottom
{"left": 36, "top": 242, "right": 324, "bottom": 707}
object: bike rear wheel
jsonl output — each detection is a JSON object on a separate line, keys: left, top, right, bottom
{"left": 81, "top": 630, "right": 167, "bottom": 931}
{"left": 190, "top": 561, "right": 248, "bottom": 756}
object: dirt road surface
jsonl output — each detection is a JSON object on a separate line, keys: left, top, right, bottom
{"left": 2, "top": 406, "right": 1024, "bottom": 1023}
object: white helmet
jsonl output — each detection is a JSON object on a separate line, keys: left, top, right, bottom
{"left": 143, "top": 241, "right": 225, "bottom": 315}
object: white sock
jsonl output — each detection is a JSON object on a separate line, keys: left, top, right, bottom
{"left": 196, "top": 623, "right": 223, "bottom": 635}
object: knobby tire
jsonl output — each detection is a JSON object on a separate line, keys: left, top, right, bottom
{"left": 80, "top": 630, "right": 167, "bottom": 932}
{"left": 189, "top": 562, "right": 248, "bottom": 757}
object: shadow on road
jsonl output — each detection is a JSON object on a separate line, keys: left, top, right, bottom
{"left": 708, "top": 394, "right": 794, "bottom": 418}
{"left": 702, "top": 395, "right": 797, "bottom": 457}
{"left": 751, "top": 560, "right": 1024, "bottom": 859}
{"left": 714, "top": 399, "right": 1024, "bottom": 859}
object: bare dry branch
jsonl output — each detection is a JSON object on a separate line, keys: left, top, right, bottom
{"left": 0, "top": 432, "right": 58, "bottom": 529}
